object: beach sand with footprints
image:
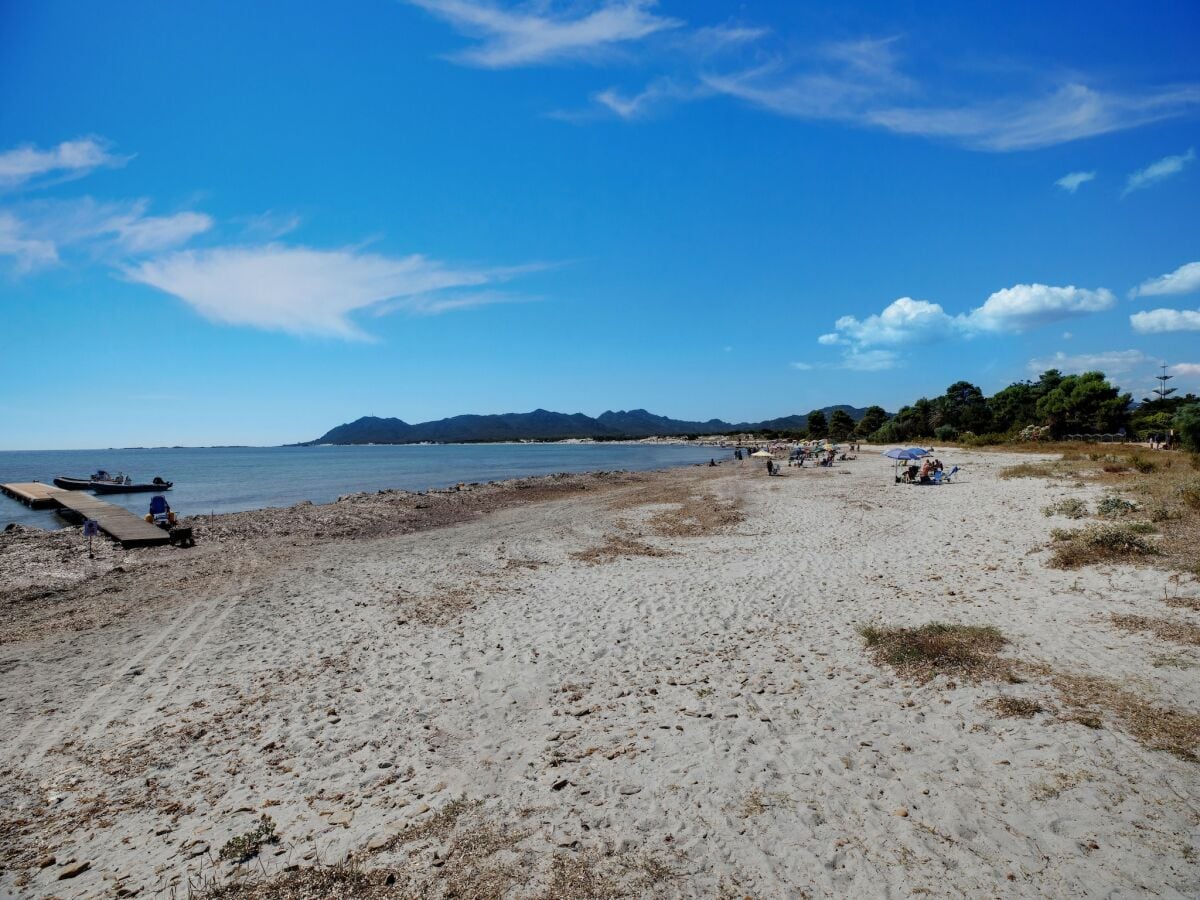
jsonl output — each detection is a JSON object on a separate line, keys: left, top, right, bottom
{"left": 1, "top": 449, "right": 1197, "bottom": 898}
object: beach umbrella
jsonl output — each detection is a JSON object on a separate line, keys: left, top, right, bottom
{"left": 751, "top": 450, "right": 773, "bottom": 458}
{"left": 881, "top": 448, "right": 928, "bottom": 460}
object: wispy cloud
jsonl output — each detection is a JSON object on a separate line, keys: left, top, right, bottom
{"left": 1123, "top": 147, "right": 1195, "bottom": 195}
{"left": 0, "top": 211, "right": 59, "bottom": 271}
{"left": 841, "top": 348, "right": 900, "bottom": 371}
{"left": 1130, "top": 306, "right": 1200, "bottom": 333}
{"left": 591, "top": 77, "right": 708, "bottom": 119}
{"left": 1130, "top": 260, "right": 1200, "bottom": 298}
{"left": 0, "top": 138, "right": 128, "bottom": 190}
{"left": 0, "top": 198, "right": 213, "bottom": 271}
{"left": 123, "top": 244, "right": 532, "bottom": 339}
{"left": 1027, "top": 349, "right": 1151, "bottom": 376}
{"left": 707, "top": 59, "right": 1200, "bottom": 152}
{"left": 408, "top": 0, "right": 680, "bottom": 67}
{"left": 1174, "top": 363, "right": 1200, "bottom": 377}
{"left": 239, "top": 210, "right": 303, "bottom": 240}
{"left": 1055, "top": 170, "right": 1095, "bottom": 193}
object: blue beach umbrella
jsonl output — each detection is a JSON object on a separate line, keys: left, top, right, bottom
{"left": 883, "top": 447, "right": 930, "bottom": 482}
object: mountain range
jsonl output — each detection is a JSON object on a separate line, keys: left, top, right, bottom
{"left": 307, "top": 406, "right": 875, "bottom": 445}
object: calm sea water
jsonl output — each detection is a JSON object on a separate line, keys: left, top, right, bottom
{"left": 0, "top": 444, "right": 728, "bottom": 530}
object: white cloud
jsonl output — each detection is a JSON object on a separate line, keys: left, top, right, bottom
{"left": 105, "top": 209, "right": 213, "bottom": 254}
{"left": 124, "top": 244, "right": 526, "bottom": 339}
{"left": 841, "top": 349, "right": 900, "bottom": 371}
{"left": 869, "top": 84, "right": 1199, "bottom": 152}
{"left": 1027, "top": 349, "right": 1151, "bottom": 376}
{"left": 1173, "top": 363, "right": 1200, "bottom": 377}
{"left": 1123, "top": 147, "right": 1195, "bottom": 195}
{"left": 0, "top": 138, "right": 127, "bottom": 189}
{"left": 0, "top": 198, "right": 212, "bottom": 270}
{"left": 831, "top": 297, "right": 960, "bottom": 346}
{"left": 680, "top": 24, "right": 768, "bottom": 57}
{"left": 239, "top": 210, "right": 303, "bottom": 240}
{"left": 409, "top": 0, "right": 680, "bottom": 67}
{"left": 820, "top": 284, "right": 1115, "bottom": 364}
{"left": 704, "top": 52, "right": 1200, "bottom": 152}
{"left": 967, "top": 284, "right": 1115, "bottom": 333}
{"left": 1130, "top": 307, "right": 1200, "bottom": 333}
{"left": 593, "top": 78, "right": 705, "bottom": 119}
{"left": 0, "top": 211, "right": 59, "bottom": 271}
{"left": 1130, "top": 260, "right": 1200, "bottom": 298}
{"left": 1055, "top": 170, "right": 1095, "bottom": 193}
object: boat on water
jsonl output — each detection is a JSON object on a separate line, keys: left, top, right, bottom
{"left": 52, "top": 476, "right": 95, "bottom": 490}
{"left": 52, "top": 471, "right": 173, "bottom": 493}
{"left": 91, "top": 477, "right": 173, "bottom": 494}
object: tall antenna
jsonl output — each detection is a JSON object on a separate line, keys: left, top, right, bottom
{"left": 1146, "top": 363, "right": 1176, "bottom": 403}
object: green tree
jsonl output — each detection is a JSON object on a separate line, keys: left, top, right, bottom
{"left": 805, "top": 409, "right": 828, "bottom": 438}
{"left": 1173, "top": 403, "right": 1200, "bottom": 451}
{"left": 1035, "top": 371, "right": 1131, "bottom": 437}
{"left": 854, "top": 405, "right": 889, "bottom": 438}
{"left": 828, "top": 409, "right": 856, "bottom": 440}
{"left": 941, "top": 381, "right": 991, "bottom": 433}
{"left": 987, "top": 381, "right": 1040, "bottom": 433}
{"left": 893, "top": 397, "right": 934, "bottom": 439}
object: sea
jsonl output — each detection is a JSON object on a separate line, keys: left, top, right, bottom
{"left": 0, "top": 443, "right": 729, "bottom": 530}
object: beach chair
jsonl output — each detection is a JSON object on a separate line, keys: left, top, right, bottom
{"left": 943, "top": 465, "right": 960, "bottom": 483}
{"left": 149, "top": 495, "right": 171, "bottom": 525}
{"left": 932, "top": 470, "right": 944, "bottom": 485}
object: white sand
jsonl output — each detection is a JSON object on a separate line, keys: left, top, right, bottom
{"left": 1, "top": 449, "right": 1197, "bottom": 897}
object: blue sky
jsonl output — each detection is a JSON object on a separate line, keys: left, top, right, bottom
{"left": 2, "top": 1, "right": 1199, "bottom": 449}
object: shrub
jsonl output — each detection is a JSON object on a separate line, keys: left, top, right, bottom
{"left": 1042, "top": 498, "right": 1088, "bottom": 519}
{"left": 1128, "top": 452, "right": 1157, "bottom": 474}
{"left": 1096, "top": 495, "right": 1137, "bottom": 518}
{"left": 1049, "top": 525, "right": 1159, "bottom": 568}
{"left": 219, "top": 815, "right": 279, "bottom": 863}
{"left": 934, "top": 424, "right": 959, "bottom": 441}
{"left": 1172, "top": 403, "right": 1200, "bottom": 452}
{"left": 1179, "top": 479, "right": 1200, "bottom": 511}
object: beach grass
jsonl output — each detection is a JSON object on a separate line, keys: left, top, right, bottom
{"left": 858, "top": 622, "right": 1012, "bottom": 682}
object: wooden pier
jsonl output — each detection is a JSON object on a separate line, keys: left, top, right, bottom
{"left": 1, "top": 482, "right": 171, "bottom": 548}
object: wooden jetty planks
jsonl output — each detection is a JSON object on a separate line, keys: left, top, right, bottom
{"left": 0, "top": 482, "right": 61, "bottom": 510}
{"left": 1, "top": 482, "right": 171, "bottom": 547}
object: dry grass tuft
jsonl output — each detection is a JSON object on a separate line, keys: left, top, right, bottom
{"left": 986, "top": 444, "right": 1199, "bottom": 574}
{"left": 539, "top": 847, "right": 680, "bottom": 899}
{"left": 1163, "top": 596, "right": 1200, "bottom": 612}
{"left": 370, "top": 796, "right": 483, "bottom": 853}
{"left": 859, "top": 622, "right": 1013, "bottom": 682}
{"left": 393, "top": 585, "right": 477, "bottom": 626}
{"left": 196, "top": 858, "right": 391, "bottom": 899}
{"left": 1048, "top": 525, "right": 1159, "bottom": 568}
{"left": 1109, "top": 613, "right": 1200, "bottom": 646}
{"left": 608, "top": 475, "right": 744, "bottom": 538}
{"left": 987, "top": 696, "right": 1046, "bottom": 718}
{"left": 1042, "top": 497, "right": 1088, "bottom": 519}
{"left": 1053, "top": 672, "right": 1200, "bottom": 762}
{"left": 570, "top": 533, "right": 674, "bottom": 565}
{"left": 1000, "top": 462, "right": 1058, "bottom": 480}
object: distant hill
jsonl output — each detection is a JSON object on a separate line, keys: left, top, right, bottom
{"left": 307, "top": 405, "right": 880, "bottom": 445}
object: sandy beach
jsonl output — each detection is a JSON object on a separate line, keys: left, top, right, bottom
{"left": 1, "top": 449, "right": 1197, "bottom": 898}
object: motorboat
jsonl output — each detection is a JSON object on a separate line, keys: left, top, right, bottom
{"left": 52, "top": 471, "right": 173, "bottom": 493}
